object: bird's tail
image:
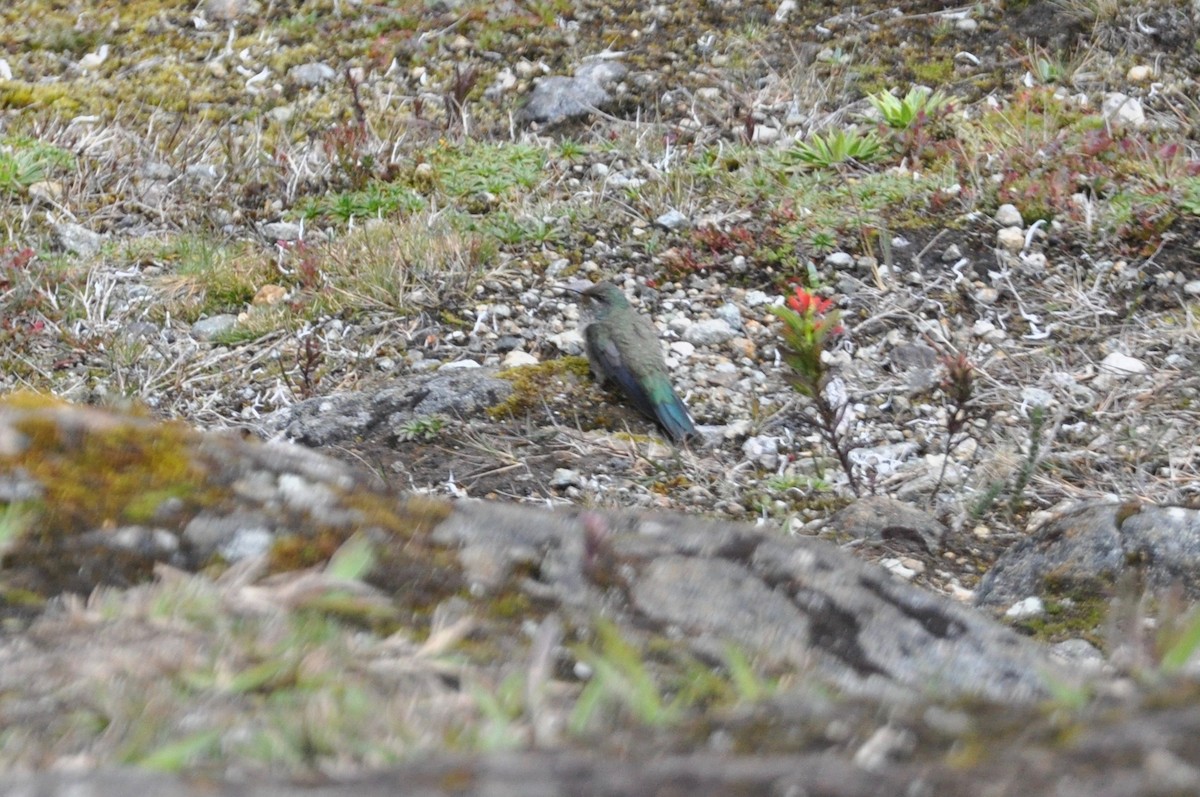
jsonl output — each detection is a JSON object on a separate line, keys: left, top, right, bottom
{"left": 653, "top": 392, "right": 699, "bottom": 444}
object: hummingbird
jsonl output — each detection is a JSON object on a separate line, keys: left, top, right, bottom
{"left": 578, "top": 281, "right": 699, "bottom": 444}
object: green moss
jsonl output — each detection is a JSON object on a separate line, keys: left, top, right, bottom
{"left": 910, "top": 57, "right": 954, "bottom": 84}
{"left": 8, "top": 411, "right": 203, "bottom": 534}
{"left": 1014, "top": 583, "right": 1110, "bottom": 645}
{"left": 487, "top": 357, "right": 592, "bottom": 419}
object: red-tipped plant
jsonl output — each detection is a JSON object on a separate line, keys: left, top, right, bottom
{"left": 770, "top": 287, "right": 860, "bottom": 494}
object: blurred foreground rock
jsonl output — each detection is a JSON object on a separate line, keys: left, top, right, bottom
{"left": 4, "top": 399, "right": 1200, "bottom": 796}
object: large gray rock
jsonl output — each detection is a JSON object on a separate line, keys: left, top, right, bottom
{"left": 976, "top": 501, "right": 1200, "bottom": 609}
{"left": 518, "top": 61, "right": 628, "bottom": 125}
{"left": 273, "top": 369, "right": 514, "bottom": 446}
{"left": 435, "top": 502, "right": 1070, "bottom": 702}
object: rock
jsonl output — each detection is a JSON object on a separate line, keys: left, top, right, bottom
{"left": 1004, "top": 596, "right": 1045, "bottom": 619}
{"left": 204, "top": 0, "right": 258, "bottom": 20}
{"left": 655, "top": 209, "right": 688, "bottom": 230}
{"left": 669, "top": 340, "right": 695, "bottom": 359}
{"left": 825, "top": 251, "right": 854, "bottom": 268}
{"left": 1099, "top": 352, "right": 1148, "bottom": 375}
{"left": 52, "top": 223, "right": 103, "bottom": 257}
{"left": 27, "top": 180, "right": 63, "bottom": 205}
{"left": 830, "top": 495, "right": 946, "bottom": 553}
{"left": 438, "top": 360, "right": 481, "bottom": 370}
{"left": 274, "top": 369, "right": 514, "bottom": 446}
{"left": 744, "top": 290, "right": 771, "bottom": 307}
{"left": 1127, "top": 64, "right": 1153, "bottom": 82}
{"left": 742, "top": 435, "right": 780, "bottom": 469}
{"left": 684, "top": 319, "right": 737, "bottom": 346}
{"left": 191, "top": 314, "right": 238, "bottom": 340}
{"left": 549, "top": 329, "right": 585, "bottom": 355}
{"left": 996, "top": 226, "right": 1024, "bottom": 251}
{"left": 995, "top": 203, "right": 1023, "bottom": 227}
{"left": 715, "top": 303, "right": 744, "bottom": 330}
{"left": 495, "top": 335, "right": 523, "bottom": 353}
{"left": 729, "top": 337, "right": 756, "bottom": 359}
{"left": 261, "top": 221, "right": 303, "bottom": 242}
{"left": 549, "top": 468, "right": 581, "bottom": 488}
{"left": 518, "top": 60, "right": 627, "bottom": 125}
{"left": 976, "top": 501, "right": 1200, "bottom": 608}
{"left": 502, "top": 351, "right": 539, "bottom": 368}
{"left": 289, "top": 62, "right": 337, "bottom": 87}
{"left": 1101, "top": 92, "right": 1146, "bottom": 128}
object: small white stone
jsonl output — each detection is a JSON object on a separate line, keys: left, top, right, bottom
{"left": 502, "top": 350, "right": 539, "bottom": 367}
{"left": 440, "top": 359, "right": 481, "bottom": 370}
{"left": 655, "top": 209, "right": 689, "bottom": 230}
{"left": 549, "top": 329, "right": 585, "bottom": 354}
{"left": 1099, "top": 351, "right": 1148, "bottom": 375}
{"left": 669, "top": 341, "right": 696, "bottom": 359}
{"left": 752, "top": 125, "right": 780, "bottom": 145}
{"left": 550, "top": 468, "right": 581, "bottom": 488}
{"left": 1005, "top": 596, "right": 1045, "bottom": 620}
{"left": 996, "top": 226, "right": 1025, "bottom": 251}
{"left": 882, "top": 558, "right": 918, "bottom": 580}
{"left": 742, "top": 435, "right": 780, "bottom": 469}
{"left": 995, "top": 203, "right": 1023, "bottom": 227}
{"left": 1101, "top": 92, "right": 1145, "bottom": 128}
{"left": 973, "top": 287, "right": 1000, "bottom": 305}
{"left": 1127, "top": 64, "right": 1153, "bottom": 83}
{"left": 824, "top": 251, "right": 854, "bottom": 268}
{"left": 684, "top": 319, "right": 737, "bottom": 346}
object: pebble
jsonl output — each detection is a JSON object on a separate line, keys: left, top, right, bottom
{"left": 1101, "top": 92, "right": 1145, "bottom": 128}
{"left": 261, "top": 222, "right": 303, "bottom": 242}
{"left": 730, "top": 337, "right": 756, "bottom": 359}
{"left": 669, "top": 341, "right": 696, "bottom": 359}
{"left": 655, "top": 209, "right": 689, "bottom": 230}
{"left": 881, "top": 558, "right": 919, "bottom": 580}
{"left": 289, "top": 62, "right": 336, "bottom": 87}
{"left": 550, "top": 468, "right": 581, "bottom": 488}
{"left": 684, "top": 318, "right": 737, "bottom": 346}
{"left": 825, "top": 251, "right": 854, "bottom": 268}
{"left": 744, "top": 290, "right": 771, "bottom": 307}
{"left": 742, "top": 435, "right": 780, "bottom": 469}
{"left": 192, "top": 314, "right": 238, "bottom": 340}
{"left": 996, "top": 226, "right": 1025, "bottom": 252}
{"left": 995, "top": 203, "right": 1023, "bottom": 227}
{"left": 1099, "top": 351, "right": 1147, "bottom": 375}
{"left": 715, "top": 303, "right": 743, "bottom": 330}
{"left": 549, "top": 329, "right": 585, "bottom": 354}
{"left": 1004, "top": 596, "right": 1045, "bottom": 620}
{"left": 440, "top": 359, "right": 482, "bottom": 370}
{"left": 973, "top": 287, "right": 999, "bottom": 305}
{"left": 502, "top": 351, "right": 539, "bottom": 367}
{"left": 1126, "top": 64, "right": 1153, "bottom": 82}
{"left": 52, "top": 223, "right": 103, "bottom": 257}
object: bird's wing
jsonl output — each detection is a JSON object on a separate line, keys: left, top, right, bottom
{"left": 585, "top": 323, "right": 658, "bottom": 419}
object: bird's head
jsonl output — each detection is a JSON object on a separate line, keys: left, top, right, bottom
{"left": 579, "top": 281, "right": 629, "bottom": 309}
